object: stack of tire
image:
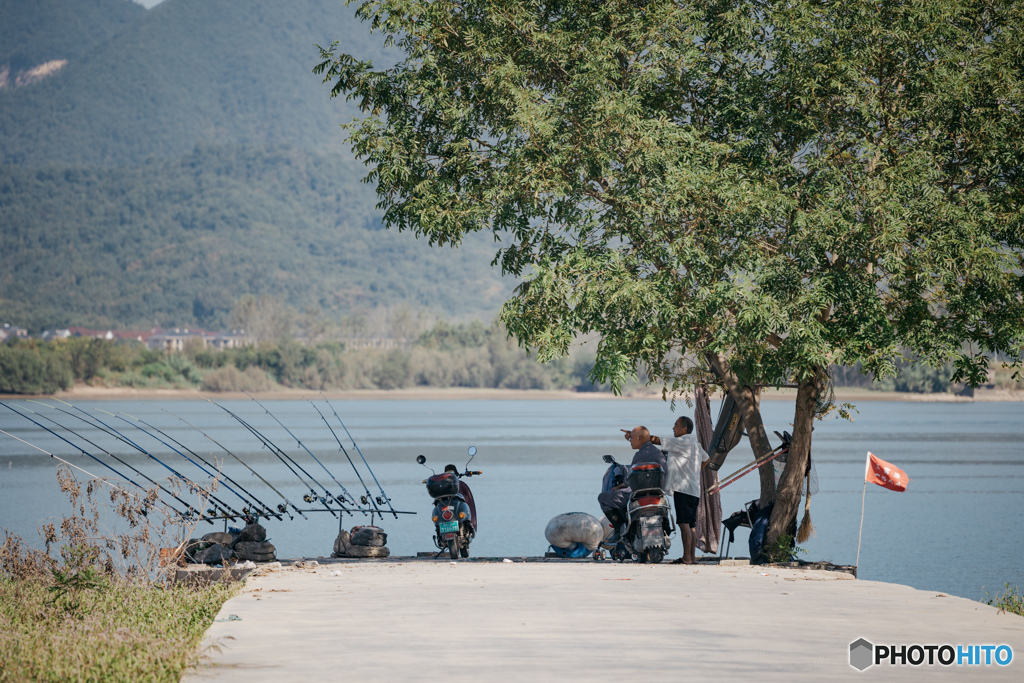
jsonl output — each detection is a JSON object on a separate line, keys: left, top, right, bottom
{"left": 332, "top": 525, "right": 389, "bottom": 558}
{"left": 184, "top": 523, "right": 277, "bottom": 565}
{"left": 234, "top": 523, "right": 277, "bottom": 562}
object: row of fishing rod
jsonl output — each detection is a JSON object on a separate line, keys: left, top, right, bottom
{"left": 0, "top": 392, "right": 413, "bottom": 526}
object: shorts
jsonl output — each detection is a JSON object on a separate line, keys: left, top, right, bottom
{"left": 673, "top": 491, "right": 699, "bottom": 528}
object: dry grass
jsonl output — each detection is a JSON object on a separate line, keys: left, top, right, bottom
{"left": 0, "top": 465, "right": 238, "bottom": 682}
{"left": 0, "top": 575, "right": 236, "bottom": 683}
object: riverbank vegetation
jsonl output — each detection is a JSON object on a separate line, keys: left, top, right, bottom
{"left": 3, "top": 317, "right": 1018, "bottom": 396}
{"left": 0, "top": 319, "right": 616, "bottom": 395}
{"left": 0, "top": 573, "right": 234, "bottom": 682}
{"left": 986, "top": 584, "right": 1024, "bottom": 618}
{"left": 0, "top": 465, "right": 237, "bottom": 681}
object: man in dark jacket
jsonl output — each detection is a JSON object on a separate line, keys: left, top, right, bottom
{"left": 598, "top": 426, "right": 666, "bottom": 536}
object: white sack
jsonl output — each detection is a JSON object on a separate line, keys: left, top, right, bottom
{"left": 544, "top": 512, "right": 605, "bottom": 551}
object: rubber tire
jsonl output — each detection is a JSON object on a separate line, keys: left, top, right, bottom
{"left": 645, "top": 547, "right": 665, "bottom": 564}
{"left": 235, "top": 541, "right": 276, "bottom": 558}
{"left": 240, "top": 554, "right": 276, "bottom": 563}
{"left": 447, "top": 538, "right": 459, "bottom": 559}
{"left": 459, "top": 542, "right": 469, "bottom": 559}
{"left": 201, "top": 531, "right": 237, "bottom": 546}
{"left": 351, "top": 526, "right": 387, "bottom": 547}
{"left": 344, "top": 545, "right": 390, "bottom": 558}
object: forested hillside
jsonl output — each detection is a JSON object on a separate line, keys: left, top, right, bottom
{"left": 0, "top": 0, "right": 144, "bottom": 74}
{"left": 0, "top": 0, "right": 386, "bottom": 166}
{"left": 0, "top": 0, "right": 512, "bottom": 331}
{"left": 0, "top": 146, "right": 511, "bottom": 331}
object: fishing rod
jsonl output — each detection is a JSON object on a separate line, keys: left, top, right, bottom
{"left": 1, "top": 402, "right": 201, "bottom": 522}
{"left": 0, "top": 429, "right": 178, "bottom": 523}
{"left": 237, "top": 388, "right": 362, "bottom": 510}
{"left": 309, "top": 399, "right": 382, "bottom": 519}
{"left": 129, "top": 412, "right": 282, "bottom": 521}
{"left": 17, "top": 401, "right": 203, "bottom": 518}
{"left": 161, "top": 408, "right": 303, "bottom": 520}
{"left": 320, "top": 391, "right": 397, "bottom": 517}
{"left": 115, "top": 411, "right": 282, "bottom": 523}
{"left": 705, "top": 439, "right": 791, "bottom": 496}
{"left": 23, "top": 401, "right": 211, "bottom": 520}
{"left": 206, "top": 399, "right": 339, "bottom": 518}
{"left": 26, "top": 400, "right": 209, "bottom": 518}
{"left": 48, "top": 398, "right": 243, "bottom": 522}
{"left": 88, "top": 407, "right": 247, "bottom": 523}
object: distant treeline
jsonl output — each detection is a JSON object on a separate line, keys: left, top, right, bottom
{"left": 2, "top": 319, "right": 1017, "bottom": 396}
{"left": 0, "top": 320, "right": 610, "bottom": 395}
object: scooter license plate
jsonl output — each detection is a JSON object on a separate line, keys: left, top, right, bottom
{"left": 438, "top": 520, "right": 459, "bottom": 535}
{"left": 640, "top": 517, "right": 662, "bottom": 544}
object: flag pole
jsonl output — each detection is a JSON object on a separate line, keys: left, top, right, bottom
{"left": 855, "top": 451, "right": 870, "bottom": 575}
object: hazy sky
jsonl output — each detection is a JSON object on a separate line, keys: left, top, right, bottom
{"left": 135, "top": 0, "right": 165, "bottom": 8}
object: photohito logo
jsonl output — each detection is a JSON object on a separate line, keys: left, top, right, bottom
{"left": 849, "top": 639, "right": 1013, "bottom": 671}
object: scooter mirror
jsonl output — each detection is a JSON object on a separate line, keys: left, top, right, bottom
{"left": 602, "top": 454, "right": 615, "bottom": 464}
{"left": 416, "top": 455, "right": 426, "bottom": 465}
{"left": 467, "top": 446, "right": 477, "bottom": 458}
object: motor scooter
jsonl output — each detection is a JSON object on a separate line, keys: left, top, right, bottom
{"left": 595, "top": 454, "right": 674, "bottom": 563}
{"left": 415, "top": 446, "right": 481, "bottom": 559}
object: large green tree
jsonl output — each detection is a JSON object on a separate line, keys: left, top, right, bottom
{"left": 319, "top": 0, "right": 1024, "bottom": 545}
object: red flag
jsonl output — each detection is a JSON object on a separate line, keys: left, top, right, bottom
{"left": 865, "top": 452, "right": 908, "bottom": 492}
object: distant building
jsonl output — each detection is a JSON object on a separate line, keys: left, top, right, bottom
{"left": 339, "top": 337, "right": 410, "bottom": 350}
{"left": 1, "top": 323, "right": 29, "bottom": 342}
{"left": 66, "top": 327, "right": 156, "bottom": 344}
{"left": 146, "top": 328, "right": 253, "bottom": 351}
{"left": 40, "top": 329, "right": 72, "bottom": 341}
{"left": 145, "top": 328, "right": 208, "bottom": 352}
{"left": 207, "top": 330, "right": 253, "bottom": 350}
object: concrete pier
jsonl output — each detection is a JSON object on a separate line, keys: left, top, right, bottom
{"left": 185, "top": 558, "right": 1024, "bottom": 682}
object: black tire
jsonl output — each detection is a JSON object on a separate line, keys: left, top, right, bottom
{"left": 447, "top": 538, "right": 459, "bottom": 559}
{"left": 645, "top": 548, "right": 665, "bottom": 564}
{"left": 459, "top": 541, "right": 469, "bottom": 558}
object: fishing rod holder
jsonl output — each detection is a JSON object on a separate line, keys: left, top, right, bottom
{"left": 294, "top": 507, "right": 417, "bottom": 516}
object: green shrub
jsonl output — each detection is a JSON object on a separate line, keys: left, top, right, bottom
{"left": 0, "top": 342, "right": 73, "bottom": 394}
{"left": 763, "top": 534, "right": 807, "bottom": 564}
{"left": 986, "top": 584, "right": 1024, "bottom": 617}
{"left": 200, "top": 364, "right": 274, "bottom": 392}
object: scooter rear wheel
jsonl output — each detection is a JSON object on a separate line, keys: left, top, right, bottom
{"left": 644, "top": 548, "right": 665, "bottom": 564}
{"left": 447, "top": 538, "right": 459, "bottom": 559}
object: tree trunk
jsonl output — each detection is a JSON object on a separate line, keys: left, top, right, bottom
{"left": 705, "top": 351, "right": 776, "bottom": 507}
{"left": 767, "top": 367, "right": 826, "bottom": 546}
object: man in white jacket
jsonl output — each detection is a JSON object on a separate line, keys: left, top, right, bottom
{"left": 652, "top": 416, "right": 709, "bottom": 564}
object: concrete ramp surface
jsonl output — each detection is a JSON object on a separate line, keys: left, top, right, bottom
{"left": 185, "top": 560, "right": 1023, "bottom": 682}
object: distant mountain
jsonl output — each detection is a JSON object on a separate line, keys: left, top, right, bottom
{"left": 0, "top": 146, "right": 513, "bottom": 331}
{"left": 0, "top": 0, "right": 513, "bottom": 331}
{"left": 0, "top": 0, "right": 388, "bottom": 166}
{"left": 0, "top": 0, "right": 144, "bottom": 76}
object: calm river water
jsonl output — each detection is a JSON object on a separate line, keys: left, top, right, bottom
{"left": 1, "top": 397, "right": 1021, "bottom": 601}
